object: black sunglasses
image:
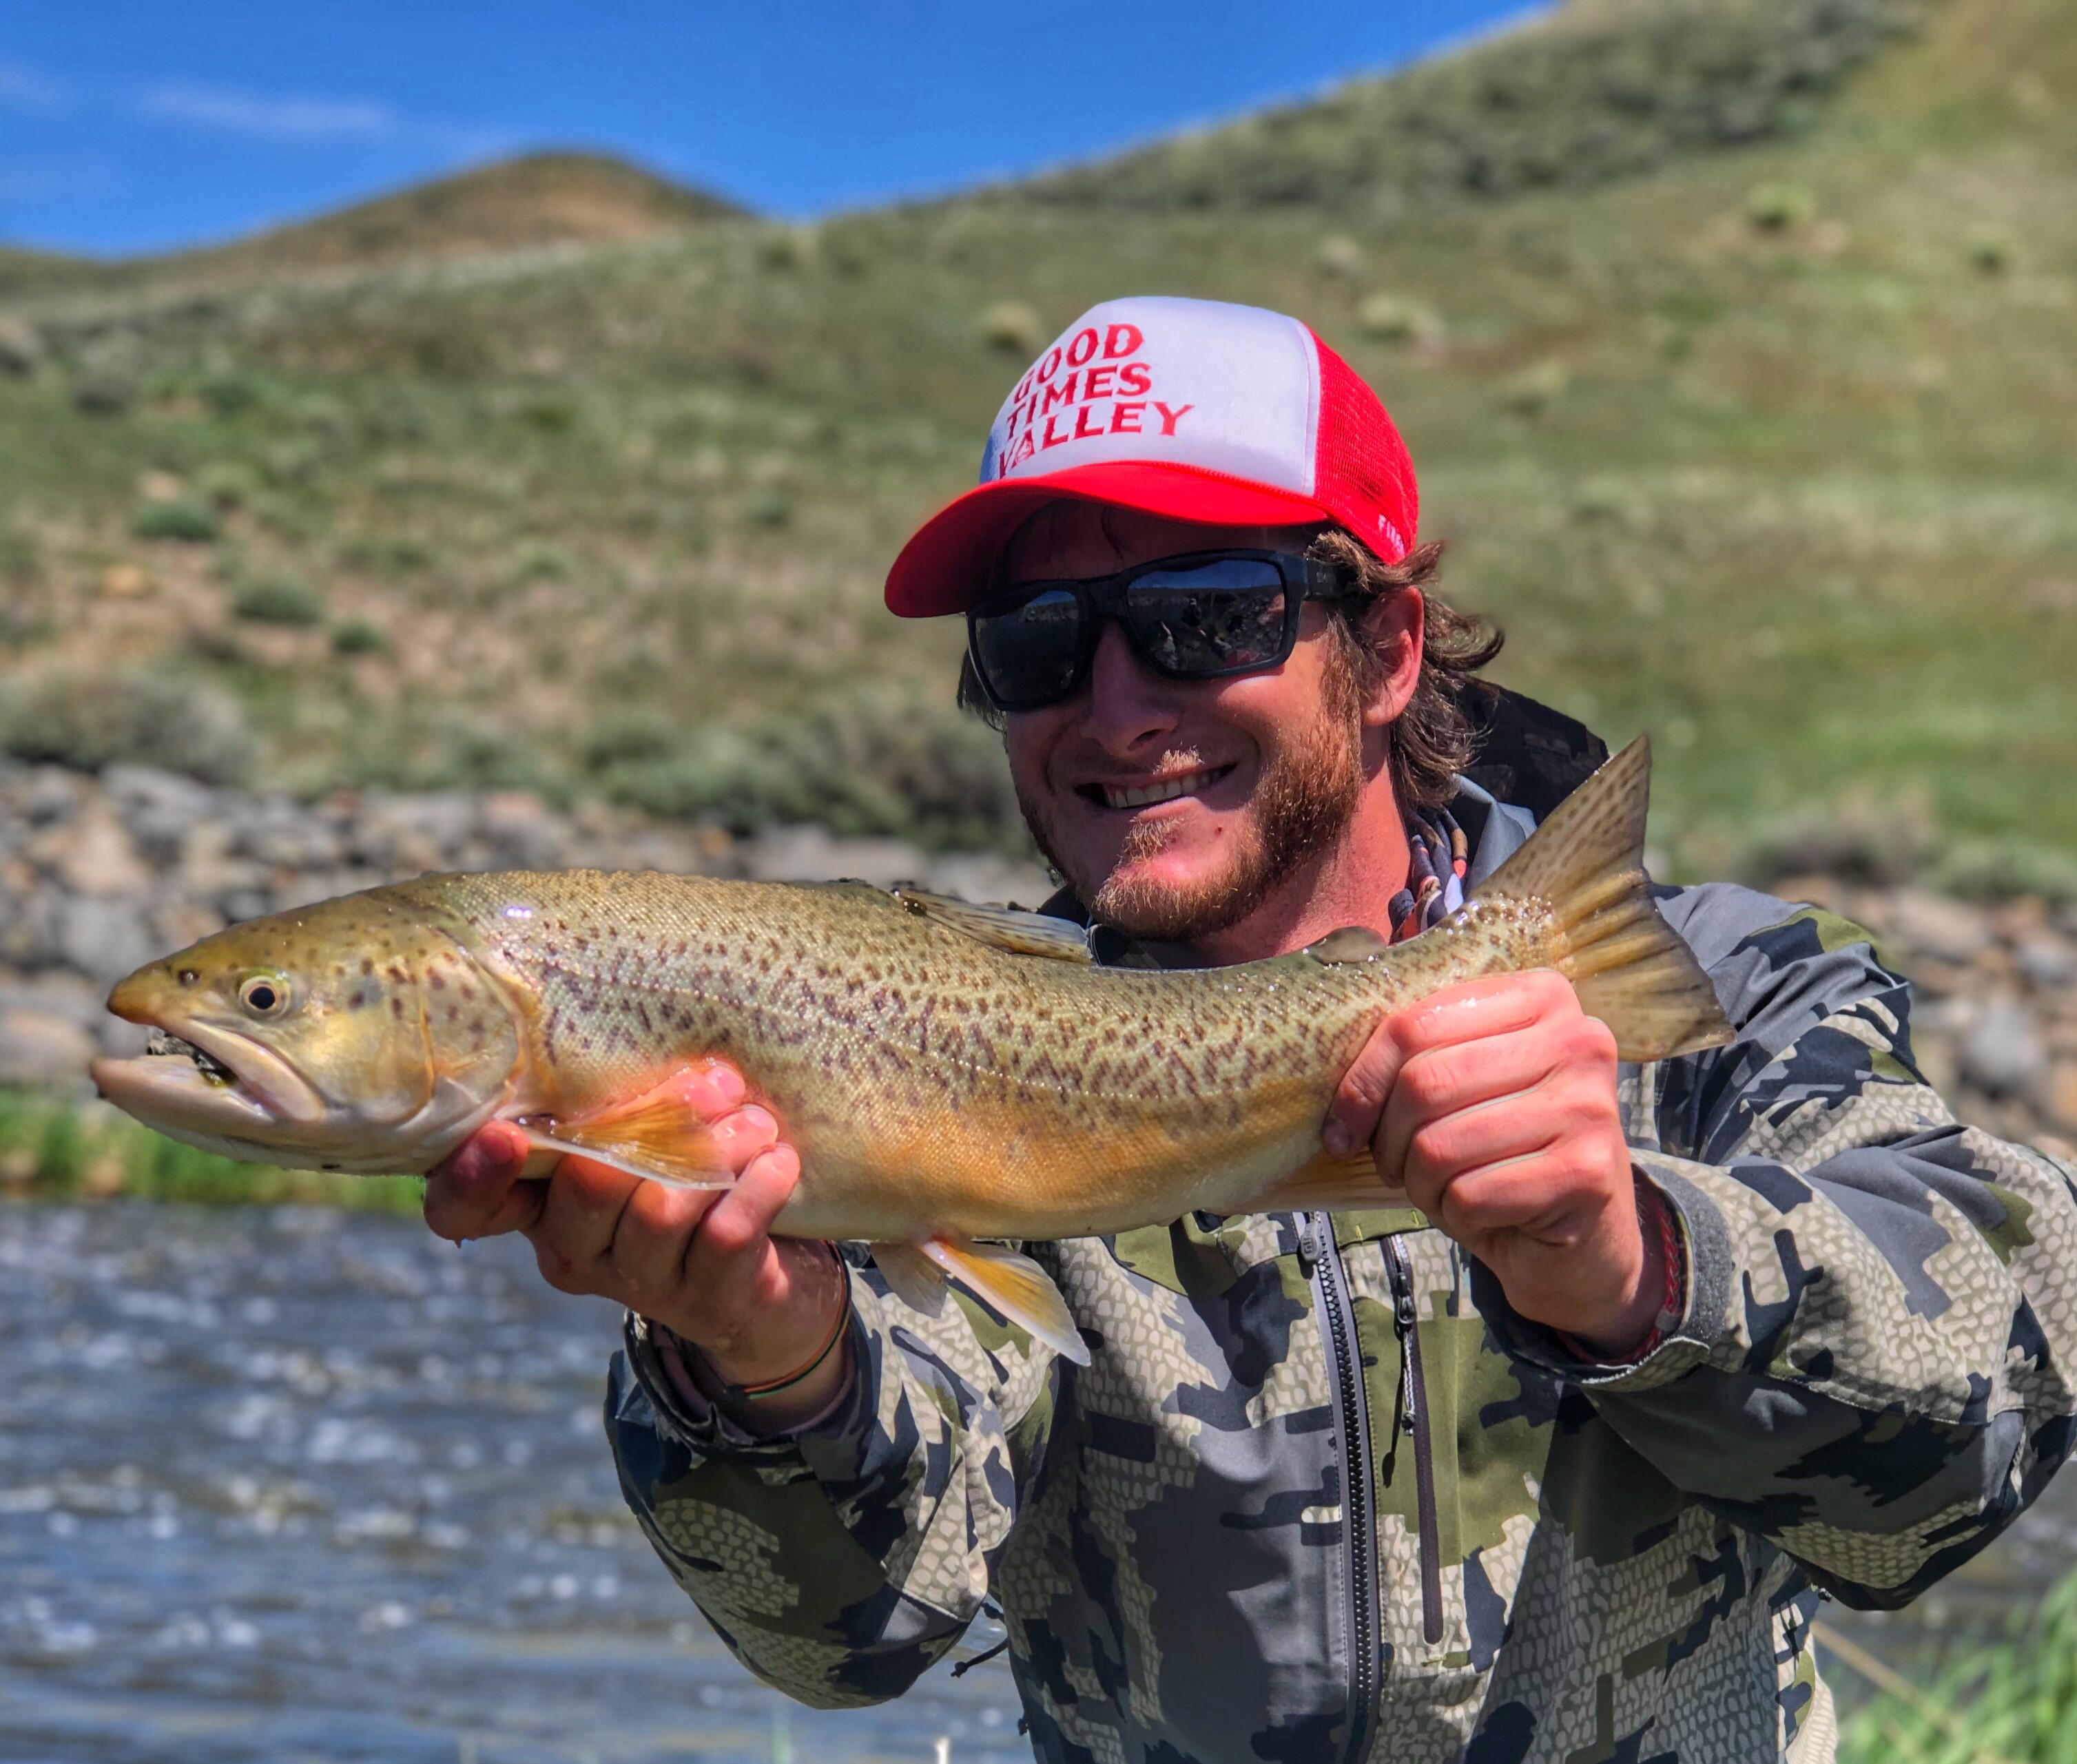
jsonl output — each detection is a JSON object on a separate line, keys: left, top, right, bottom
{"left": 965, "top": 550, "right": 1348, "bottom": 713}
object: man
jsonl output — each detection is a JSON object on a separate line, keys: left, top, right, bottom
{"left": 425, "top": 297, "right": 2077, "bottom": 1762}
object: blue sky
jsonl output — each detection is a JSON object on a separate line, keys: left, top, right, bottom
{"left": 1, "top": 2, "right": 1535, "bottom": 258}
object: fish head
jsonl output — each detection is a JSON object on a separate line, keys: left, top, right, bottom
{"left": 90, "top": 890, "right": 521, "bottom": 1175}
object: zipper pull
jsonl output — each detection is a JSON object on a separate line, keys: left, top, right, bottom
{"left": 1385, "top": 1236, "right": 1418, "bottom": 1433}
{"left": 1294, "top": 1212, "right": 1321, "bottom": 1275}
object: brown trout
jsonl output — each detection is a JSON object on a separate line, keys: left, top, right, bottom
{"left": 92, "top": 737, "right": 1728, "bottom": 1363}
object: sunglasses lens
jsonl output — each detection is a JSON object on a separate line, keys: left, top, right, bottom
{"left": 971, "top": 587, "right": 1086, "bottom": 708}
{"left": 1124, "top": 559, "right": 1289, "bottom": 676}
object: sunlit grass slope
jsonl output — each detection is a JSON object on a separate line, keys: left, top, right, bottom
{"left": 0, "top": 0, "right": 2069, "bottom": 879}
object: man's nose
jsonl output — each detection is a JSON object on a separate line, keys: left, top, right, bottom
{"left": 1078, "top": 621, "right": 1179, "bottom": 754}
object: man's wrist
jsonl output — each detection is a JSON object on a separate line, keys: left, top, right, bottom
{"left": 1562, "top": 1174, "right": 1683, "bottom": 1363}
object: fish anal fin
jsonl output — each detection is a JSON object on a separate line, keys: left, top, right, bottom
{"left": 525, "top": 1066, "right": 735, "bottom": 1190}
{"left": 1250, "top": 1146, "right": 1392, "bottom": 1213}
{"left": 1306, "top": 925, "right": 1391, "bottom": 964}
{"left": 870, "top": 1241, "right": 949, "bottom": 1316}
{"left": 891, "top": 889, "right": 1094, "bottom": 963}
{"left": 919, "top": 1236, "right": 1091, "bottom": 1366}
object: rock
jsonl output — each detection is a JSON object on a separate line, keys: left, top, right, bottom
{"left": 353, "top": 792, "right": 478, "bottom": 872}
{"left": 0, "top": 1008, "right": 96, "bottom": 1093}
{"left": 2044, "top": 1062, "right": 2077, "bottom": 1136}
{"left": 0, "top": 969, "right": 104, "bottom": 1030}
{"left": 923, "top": 852, "right": 1057, "bottom": 909}
{"left": 739, "top": 825, "right": 927, "bottom": 887}
{"left": 1961, "top": 1002, "right": 2048, "bottom": 1098}
{"left": 1873, "top": 889, "right": 1994, "bottom": 965}
{"left": 0, "top": 886, "right": 63, "bottom": 968}
{"left": 0, "top": 314, "right": 44, "bottom": 376}
{"left": 99, "top": 563, "right": 152, "bottom": 599}
{"left": 52, "top": 802, "right": 152, "bottom": 899}
{"left": 105, "top": 764, "right": 223, "bottom": 859}
{"left": 2014, "top": 931, "right": 2077, "bottom": 990}
{"left": 478, "top": 791, "right": 566, "bottom": 869}
{"left": 56, "top": 897, "right": 156, "bottom": 986}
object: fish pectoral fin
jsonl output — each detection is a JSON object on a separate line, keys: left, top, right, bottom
{"left": 918, "top": 1236, "right": 1091, "bottom": 1366}
{"left": 890, "top": 889, "right": 1095, "bottom": 963}
{"left": 1305, "top": 925, "right": 1392, "bottom": 964}
{"left": 522, "top": 1066, "right": 737, "bottom": 1190}
{"left": 1249, "top": 1146, "right": 1394, "bottom": 1213}
{"left": 869, "top": 1241, "right": 949, "bottom": 1316}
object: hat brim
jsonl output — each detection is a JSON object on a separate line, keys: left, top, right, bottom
{"left": 884, "top": 461, "right": 1332, "bottom": 617}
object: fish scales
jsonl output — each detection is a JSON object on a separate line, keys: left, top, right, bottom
{"left": 91, "top": 738, "right": 1733, "bottom": 1363}
{"left": 388, "top": 869, "right": 1554, "bottom": 1242}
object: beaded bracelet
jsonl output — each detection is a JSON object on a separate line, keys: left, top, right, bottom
{"left": 720, "top": 1245, "right": 852, "bottom": 1402}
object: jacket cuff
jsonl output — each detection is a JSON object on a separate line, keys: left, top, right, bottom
{"left": 1473, "top": 1157, "right": 1717, "bottom": 1391}
{"left": 621, "top": 1291, "right": 866, "bottom": 1455}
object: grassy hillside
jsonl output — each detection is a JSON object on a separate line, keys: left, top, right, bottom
{"left": 0, "top": 0, "right": 2070, "bottom": 882}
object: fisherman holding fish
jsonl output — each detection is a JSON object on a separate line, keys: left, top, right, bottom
{"left": 97, "top": 298, "right": 2077, "bottom": 1763}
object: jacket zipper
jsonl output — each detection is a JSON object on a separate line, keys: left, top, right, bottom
{"left": 1383, "top": 1233, "right": 1444, "bottom": 1645}
{"left": 1299, "top": 1212, "right": 1379, "bottom": 1764}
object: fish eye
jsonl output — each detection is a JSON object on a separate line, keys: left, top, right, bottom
{"left": 239, "top": 975, "right": 291, "bottom": 1017}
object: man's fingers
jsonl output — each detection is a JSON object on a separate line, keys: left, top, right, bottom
{"left": 709, "top": 1104, "right": 781, "bottom": 1176}
{"left": 424, "top": 1120, "right": 541, "bottom": 1241}
{"left": 1434, "top": 1153, "right": 1613, "bottom": 1250}
{"left": 1326, "top": 971, "right": 1576, "bottom": 1159}
{"left": 682, "top": 1144, "right": 803, "bottom": 1322}
{"left": 606, "top": 1177, "right": 721, "bottom": 1298}
{"left": 526, "top": 1156, "right": 645, "bottom": 1292}
{"left": 1325, "top": 1015, "right": 1408, "bottom": 1158}
{"left": 1374, "top": 1026, "right": 1578, "bottom": 1188}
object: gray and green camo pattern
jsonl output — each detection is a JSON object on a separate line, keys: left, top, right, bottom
{"left": 607, "top": 883, "right": 2077, "bottom": 1764}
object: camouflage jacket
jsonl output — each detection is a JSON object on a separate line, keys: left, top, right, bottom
{"left": 605, "top": 778, "right": 2077, "bottom": 1763}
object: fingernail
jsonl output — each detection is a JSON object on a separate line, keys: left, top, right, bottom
{"left": 1323, "top": 1123, "right": 1351, "bottom": 1157}
{"left": 736, "top": 1106, "right": 776, "bottom": 1138}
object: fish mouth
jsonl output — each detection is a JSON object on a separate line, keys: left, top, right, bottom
{"left": 1081, "top": 764, "right": 1234, "bottom": 812}
{"left": 91, "top": 1015, "right": 326, "bottom": 1131}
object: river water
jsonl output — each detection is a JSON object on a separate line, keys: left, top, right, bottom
{"left": 1, "top": 1201, "right": 2065, "bottom": 1763}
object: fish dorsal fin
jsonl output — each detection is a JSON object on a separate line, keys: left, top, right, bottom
{"left": 1476, "top": 735, "right": 1734, "bottom": 1062}
{"left": 891, "top": 889, "right": 1094, "bottom": 963}
{"left": 519, "top": 1066, "right": 736, "bottom": 1191}
{"left": 1248, "top": 1146, "right": 1394, "bottom": 1213}
{"left": 916, "top": 1236, "right": 1091, "bottom": 1365}
{"left": 869, "top": 1241, "right": 949, "bottom": 1316}
{"left": 1306, "top": 925, "right": 1392, "bottom": 964}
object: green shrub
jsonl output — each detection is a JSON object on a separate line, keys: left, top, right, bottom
{"left": 978, "top": 300, "right": 1046, "bottom": 354}
{"left": 1834, "top": 1570, "right": 2077, "bottom": 1761}
{"left": 1746, "top": 182, "right": 1817, "bottom": 231}
{"left": 588, "top": 686, "right": 1028, "bottom": 853}
{"left": 0, "top": 669, "right": 254, "bottom": 783}
{"left": 232, "top": 577, "right": 326, "bottom": 625}
{"left": 1356, "top": 292, "right": 1444, "bottom": 345}
{"left": 130, "top": 497, "right": 220, "bottom": 542}
{"left": 196, "top": 460, "right": 262, "bottom": 508}
{"left": 330, "top": 619, "right": 389, "bottom": 655}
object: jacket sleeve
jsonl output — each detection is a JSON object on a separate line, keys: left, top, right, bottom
{"left": 1475, "top": 884, "right": 2077, "bottom": 1610}
{"left": 606, "top": 1262, "right": 1062, "bottom": 1706}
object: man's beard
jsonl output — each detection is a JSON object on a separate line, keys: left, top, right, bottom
{"left": 1017, "top": 666, "right": 1369, "bottom": 946}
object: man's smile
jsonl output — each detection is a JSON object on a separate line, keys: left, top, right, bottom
{"left": 1081, "top": 764, "right": 1235, "bottom": 812}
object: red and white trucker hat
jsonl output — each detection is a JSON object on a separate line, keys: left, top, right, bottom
{"left": 885, "top": 295, "right": 1418, "bottom": 616}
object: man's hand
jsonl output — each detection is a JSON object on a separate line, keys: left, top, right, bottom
{"left": 1324, "top": 970, "right": 1664, "bottom": 1356}
{"left": 422, "top": 1060, "right": 851, "bottom": 1424}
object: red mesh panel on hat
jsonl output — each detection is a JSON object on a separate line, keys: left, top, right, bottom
{"left": 1309, "top": 331, "right": 1418, "bottom": 562}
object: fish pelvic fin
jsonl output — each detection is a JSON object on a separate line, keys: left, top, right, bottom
{"left": 891, "top": 889, "right": 1095, "bottom": 963}
{"left": 916, "top": 1237, "right": 1091, "bottom": 1366}
{"left": 1478, "top": 734, "right": 1734, "bottom": 1063}
{"left": 521, "top": 1066, "right": 736, "bottom": 1190}
{"left": 869, "top": 1241, "right": 949, "bottom": 1316}
{"left": 1248, "top": 1146, "right": 1394, "bottom": 1213}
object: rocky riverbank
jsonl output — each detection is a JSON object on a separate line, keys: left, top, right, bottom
{"left": 2, "top": 758, "right": 2071, "bottom": 1162}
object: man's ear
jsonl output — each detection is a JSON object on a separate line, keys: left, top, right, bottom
{"left": 1358, "top": 588, "right": 1425, "bottom": 729}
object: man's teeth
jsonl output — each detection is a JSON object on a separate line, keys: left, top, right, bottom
{"left": 1101, "top": 768, "right": 1222, "bottom": 810}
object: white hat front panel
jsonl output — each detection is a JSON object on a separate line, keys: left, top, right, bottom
{"left": 980, "top": 297, "right": 1321, "bottom": 495}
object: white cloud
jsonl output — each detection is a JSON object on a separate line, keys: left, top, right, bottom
{"left": 137, "top": 81, "right": 511, "bottom": 156}
{"left": 0, "top": 57, "right": 69, "bottom": 114}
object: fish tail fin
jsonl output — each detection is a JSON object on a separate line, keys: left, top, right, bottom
{"left": 1477, "top": 736, "right": 1733, "bottom": 1062}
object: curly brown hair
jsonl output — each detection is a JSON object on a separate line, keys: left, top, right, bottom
{"left": 955, "top": 527, "right": 1503, "bottom": 813}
